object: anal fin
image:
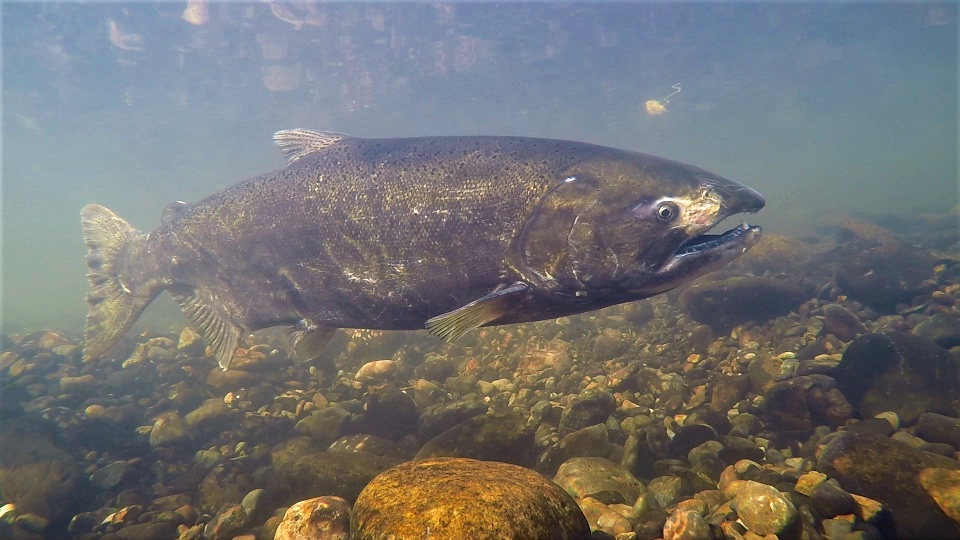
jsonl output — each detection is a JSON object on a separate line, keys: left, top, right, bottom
{"left": 169, "top": 288, "right": 243, "bottom": 370}
{"left": 289, "top": 321, "right": 337, "bottom": 362}
{"left": 425, "top": 282, "right": 530, "bottom": 342}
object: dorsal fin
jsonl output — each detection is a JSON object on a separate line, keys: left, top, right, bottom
{"left": 273, "top": 129, "right": 347, "bottom": 164}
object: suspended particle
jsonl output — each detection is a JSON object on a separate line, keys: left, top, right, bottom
{"left": 645, "top": 83, "right": 682, "bottom": 116}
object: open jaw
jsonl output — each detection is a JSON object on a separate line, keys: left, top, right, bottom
{"left": 659, "top": 221, "right": 763, "bottom": 276}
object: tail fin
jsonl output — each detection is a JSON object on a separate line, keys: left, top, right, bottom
{"left": 80, "top": 204, "right": 158, "bottom": 362}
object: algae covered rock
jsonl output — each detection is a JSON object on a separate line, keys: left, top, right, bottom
{"left": 415, "top": 412, "right": 535, "bottom": 466}
{"left": 679, "top": 276, "right": 809, "bottom": 330}
{"left": 268, "top": 448, "right": 403, "bottom": 506}
{"left": 351, "top": 457, "right": 590, "bottom": 539}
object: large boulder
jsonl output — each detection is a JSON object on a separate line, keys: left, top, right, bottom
{"left": 351, "top": 457, "right": 590, "bottom": 539}
{"left": 834, "top": 331, "right": 960, "bottom": 423}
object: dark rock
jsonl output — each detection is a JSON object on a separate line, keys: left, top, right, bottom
{"left": 847, "top": 417, "right": 896, "bottom": 438}
{"left": 817, "top": 430, "right": 959, "bottom": 539}
{"left": 294, "top": 407, "right": 351, "bottom": 447}
{"left": 922, "top": 442, "right": 956, "bottom": 457}
{"left": 413, "top": 356, "right": 456, "bottom": 381}
{"left": 328, "top": 433, "right": 416, "bottom": 460}
{"left": 822, "top": 304, "right": 867, "bottom": 341}
{"left": 832, "top": 219, "right": 936, "bottom": 311}
{"left": 709, "top": 373, "right": 748, "bottom": 414}
{"left": 269, "top": 449, "right": 404, "bottom": 507}
{"left": 350, "top": 386, "right": 418, "bottom": 440}
{"left": 679, "top": 277, "right": 809, "bottom": 330}
{"left": 204, "top": 504, "right": 247, "bottom": 540}
{"left": 592, "top": 330, "right": 630, "bottom": 361}
{"left": 553, "top": 457, "right": 645, "bottom": 505}
{"left": 668, "top": 423, "right": 718, "bottom": 456}
{"left": 718, "top": 437, "right": 765, "bottom": 464}
{"left": 913, "top": 313, "right": 960, "bottom": 350}
{"left": 275, "top": 496, "right": 351, "bottom": 540}
{"left": 416, "top": 412, "right": 535, "bottom": 466}
{"left": 113, "top": 522, "right": 179, "bottom": 540}
{"left": 763, "top": 375, "right": 853, "bottom": 431}
{"left": 197, "top": 462, "right": 257, "bottom": 515}
{"left": 352, "top": 457, "right": 590, "bottom": 539}
{"left": 809, "top": 481, "right": 858, "bottom": 518}
{"left": 416, "top": 400, "right": 489, "bottom": 441}
{"left": 559, "top": 389, "right": 616, "bottom": 433}
{"left": 918, "top": 413, "right": 960, "bottom": 449}
{"left": 0, "top": 418, "right": 83, "bottom": 522}
{"left": 835, "top": 332, "right": 960, "bottom": 422}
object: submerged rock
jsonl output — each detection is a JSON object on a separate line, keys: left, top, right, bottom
{"left": 351, "top": 457, "right": 590, "bottom": 539}
{"left": 275, "top": 496, "right": 351, "bottom": 540}
{"left": 679, "top": 276, "right": 809, "bottom": 330}
{"left": 269, "top": 449, "right": 403, "bottom": 506}
{"left": 416, "top": 412, "right": 535, "bottom": 466}
{"left": 817, "top": 430, "right": 958, "bottom": 538}
{"left": 0, "top": 418, "right": 83, "bottom": 523}
{"left": 553, "top": 457, "right": 645, "bottom": 505}
{"left": 834, "top": 331, "right": 960, "bottom": 422}
{"left": 763, "top": 375, "right": 853, "bottom": 431}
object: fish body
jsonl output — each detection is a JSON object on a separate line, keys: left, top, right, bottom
{"left": 81, "top": 130, "right": 764, "bottom": 368}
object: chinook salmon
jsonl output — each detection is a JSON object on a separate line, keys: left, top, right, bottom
{"left": 81, "top": 130, "right": 764, "bottom": 369}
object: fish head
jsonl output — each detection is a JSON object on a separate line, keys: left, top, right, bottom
{"left": 518, "top": 150, "right": 764, "bottom": 300}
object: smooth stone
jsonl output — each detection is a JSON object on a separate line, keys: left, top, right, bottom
{"left": 90, "top": 460, "right": 131, "bottom": 489}
{"left": 518, "top": 339, "right": 573, "bottom": 375}
{"left": 274, "top": 496, "right": 350, "bottom": 540}
{"left": 835, "top": 331, "right": 960, "bottom": 422}
{"left": 268, "top": 449, "right": 403, "bottom": 507}
{"left": 197, "top": 463, "right": 257, "bottom": 515}
{"left": 351, "top": 457, "right": 590, "bottom": 539}
{"left": 0, "top": 418, "right": 83, "bottom": 521}
{"left": 669, "top": 424, "right": 718, "bottom": 456}
{"left": 732, "top": 481, "right": 796, "bottom": 536}
{"left": 679, "top": 276, "right": 809, "bottom": 330}
{"left": 294, "top": 407, "right": 351, "bottom": 447}
{"left": 809, "top": 480, "right": 858, "bottom": 518}
{"left": 177, "top": 326, "right": 207, "bottom": 356}
{"left": 416, "top": 401, "right": 488, "bottom": 441}
{"left": 553, "top": 457, "right": 645, "bottom": 505}
{"left": 709, "top": 373, "right": 749, "bottom": 414}
{"left": 593, "top": 330, "right": 630, "bottom": 361}
{"left": 413, "top": 356, "right": 456, "bottom": 381}
{"left": 821, "top": 303, "right": 867, "bottom": 341}
{"left": 763, "top": 375, "right": 852, "bottom": 431}
{"left": 832, "top": 219, "right": 934, "bottom": 310}
{"left": 113, "top": 521, "right": 180, "bottom": 540}
{"left": 912, "top": 313, "right": 960, "bottom": 349}
{"left": 919, "top": 467, "right": 960, "bottom": 524}
{"left": 59, "top": 374, "right": 98, "bottom": 395}
{"left": 555, "top": 424, "right": 620, "bottom": 467}
{"left": 240, "top": 489, "right": 271, "bottom": 527}
{"left": 149, "top": 412, "right": 189, "bottom": 447}
{"left": 663, "top": 508, "right": 712, "bottom": 540}
{"left": 349, "top": 386, "right": 418, "bottom": 440}
{"left": 918, "top": 412, "right": 960, "bottom": 449}
{"left": 328, "top": 433, "right": 416, "bottom": 460}
{"left": 559, "top": 389, "right": 616, "bottom": 433}
{"left": 817, "top": 430, "right": 960, "bottom": 538}
{"left": 184, "top": 398, "right": 234, "bottom": 431}
{"left": 355, "top": 359, "right": 397, "bottom": 384}
{"left": 415, "top": 412, "right": 535, "bottom": 466}
{"left": 648, "top": 476, "right": 685, "bottom": 509}
{"left": 12, "top": 513, "right": 48, "bottom": 533}
{"left": 747, "top": 354, "right": 783, "bottom": 395}
{"left": 204, "top": 504, "right": 247, "bottom": 540}
{"left": 206, "top": 368, "right": 259, "bottom": 390}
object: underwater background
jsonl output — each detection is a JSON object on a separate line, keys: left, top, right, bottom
{"left": 2, "top": 2, "right": 960, "bottom": 540}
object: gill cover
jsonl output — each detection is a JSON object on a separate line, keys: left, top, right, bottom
{"left": 518, "top": 175, "right": 622, "bottom": 294}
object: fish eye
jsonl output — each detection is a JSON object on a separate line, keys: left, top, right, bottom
{"left": 655, "top": 202, "right": 679, "bottom": 222}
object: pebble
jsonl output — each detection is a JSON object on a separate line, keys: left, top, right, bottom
{"left": 274, "top": 496, "right": 351, "bottom": 540}
{"left": 732, "top": 481, "right": 796, "bottom": 536}
{"left": 149, "top": 412, "right": 189, "bottom": 447}
{"left": 553, "top": 457, "right": 645, "bottom": 505}
{"left": 355, "top": 359, "right": 397, "bottom": 384}
{"left": 663, "top": 508, "right": 712, "bottom": 540}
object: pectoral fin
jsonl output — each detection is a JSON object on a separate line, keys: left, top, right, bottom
{"left": 425, "top": 282, "right": 530, "bottom": 342}
{"left": 289, "top": 321, "right": 338, "bottom": 362}
{"left": 169, "top": 288, "right": 243, "bottom": 370}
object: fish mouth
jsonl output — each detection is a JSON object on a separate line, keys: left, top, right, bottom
{"left": 674, "top": 222, "right": 761, "bottom": 257}
{"left": 658, "top": 222, "right": 763, "bottom": 276}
